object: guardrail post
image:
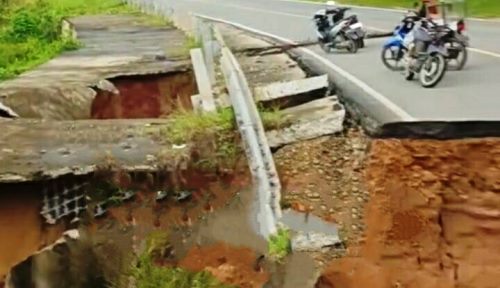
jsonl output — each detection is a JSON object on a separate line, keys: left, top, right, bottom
{"left": 199, "top": 21, "right": 216, "bottom": 85}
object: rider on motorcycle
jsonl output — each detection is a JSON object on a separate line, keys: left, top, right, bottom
{"left": 313, "top": 1, "right": 340, "bottom": 38}
{"left": 416, "top": 0, "right": 439, "bottom": 19}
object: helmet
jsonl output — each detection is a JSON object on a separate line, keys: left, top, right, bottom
{"left": 326, "top": 1, "right": 337, "bottom": 7}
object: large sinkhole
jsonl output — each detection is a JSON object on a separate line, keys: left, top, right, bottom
{"left": 0, "top": 165, "right": 249, "bottom": 285}
{"left": 91, "top": 71, "right": 197, "bottom": 119}
{"left": 0, "top": 69, "right": 198, "bottom": 120}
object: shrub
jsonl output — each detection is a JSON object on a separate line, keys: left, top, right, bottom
{"left": 268, "top": 228, "right": 292, "bottom": 261}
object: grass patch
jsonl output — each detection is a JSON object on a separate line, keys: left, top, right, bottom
{"left": 0, "top": 0, "right": 173, "bottom": 80}
{"left": 161, "top": 106, "right": 289, "bottom": 171}
{"left": 183, "top": 35, "right": 202, "bottom": 53}
{"left": 113, "top": 232, "right": 234, "bottom": 288}
{"left": 308, "top": 0, "right": 500, "bottom": 18}
{"left": 161, "top": 108, "right": 242, "bottom": 172}
{"left": 268, "top": 228, "right": 292, "bottom": 261}
{"left": 164, "top": 108, "right": 236, "bottom": 145}
{"left": 160, "top": 104, "right": 287, "bottom": 171}
{"left": 259, "top": 106, "right": 291, "bottom": 131}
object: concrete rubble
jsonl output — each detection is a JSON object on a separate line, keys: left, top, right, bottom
{"left": 291, "top": 231, "right": 341, "bottom": 252}
{"left": 266, "top": 96, "right": 345, "bottom": 148}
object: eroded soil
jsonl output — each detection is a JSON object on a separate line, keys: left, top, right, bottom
{"left": 274, "top": 128, "right": 369, "bottom": 265}
{"left": 317, "top": 138, "right": 500, "bottom": 288}
{"left": 91, "top": 72, "right": 196, "bottom": 119}
{"left": 179, "top": 242, "right": 269, "bottom": 288}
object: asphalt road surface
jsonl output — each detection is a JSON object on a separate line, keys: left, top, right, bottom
{"left": 167, "top": 0, "right": 500, "bottom": 121}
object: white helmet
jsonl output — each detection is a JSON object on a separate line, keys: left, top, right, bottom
{"left": 326, "top": 1, "right": 337, "bottom": 6}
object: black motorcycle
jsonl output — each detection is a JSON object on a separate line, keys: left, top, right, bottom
{"left": 313, "top": 7, "right": 366, "bottom": 53}
{"left": 444, "top": 19, "right": 469, "bottom": 71}
{"left": 403, "top": 19, "right": 451, "bottom": 88}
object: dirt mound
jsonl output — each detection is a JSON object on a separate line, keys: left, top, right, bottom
{"left": 179, "top": 242, "right": 269, "bottom": 288}
{"left": 317, "top": 138, "right": 500, "bottom": 288}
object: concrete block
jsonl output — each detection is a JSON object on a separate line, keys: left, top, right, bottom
{"left": 190, "top": 48, "right": 216, "bottom": 112}
{"left": 190, "top": 94, "right": 203, "bottom": 113}
{"left": 265, "top": 96, "right": 345, "bottom": 148}
{"left": 254, "top": 74, "right": 328, "bottom": 102}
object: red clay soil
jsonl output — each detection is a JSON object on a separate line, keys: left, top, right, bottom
{"left": 316, "top": 138, "right": 500, "bottom": 288}
{"left": 0, "top": 187, "right": 66, "bottom": 282}
{"left": 179, "top": 242, "right": 269, "bottom": 288}
{"left": 91, "top": 72, "right": 196, "bottom": 119}
{"left": 98, "top": 166, "right": 250, "bottom": 235}
{"left": 0, "top": 165, "right": 249, "bottom": 284}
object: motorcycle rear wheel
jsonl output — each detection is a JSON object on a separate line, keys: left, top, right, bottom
{"left": 381, "top": 46, "right": 405, "bottom": 71}
{"left": 446, "top": 39, "right": 468, "bottom": 71}
{"left": 346, "top": 39, "right": 358, "bottom": 53}
{"left": 357, "top": 39, "right": 365, "bottom": 48}
{"left": 419, "top": 53, "right": 447, "bottom": 88}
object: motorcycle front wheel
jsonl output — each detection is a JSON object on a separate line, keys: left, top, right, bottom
{"left": 419, "top": 53, "right": 447, "bottom": 88}
{"left": 318, "top": 38, "right": 331, "bottom": 53}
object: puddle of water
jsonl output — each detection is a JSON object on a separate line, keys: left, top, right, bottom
{"left": 280, "top": 209, "right": 338, "bottom": 237}
{"left": 265, "top": 252, "right": 317, "bottom": 288}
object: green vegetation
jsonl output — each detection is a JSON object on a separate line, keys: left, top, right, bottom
{"left": 310, "top": 0, "right": 500, "bottom": 18}
{"left": 259, "top": 106, "right": 291, "bottom": 131}
{"left": 161, "top": 108, "right": 241, "bottom": 171}
{"left": 161, "top": 106, "right": 288, "bottom": 171}
{"left": 164, "top": 108, "right": 236, "bottom": 146}
{"left": 132, "top": 264, "right": 232, "bottom": 288}
{"left": 268, "top": 228, "right": 292, "bottom": 261}
{"left": 112, "top": 231, "right": 234, "bottom": 288}
{"left": 0, "top": 0, "right": 171, "bottom": 80}
{"left": 184, "top": 35, "right": 202, "bottom": 52}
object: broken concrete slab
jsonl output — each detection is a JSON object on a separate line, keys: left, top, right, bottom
{"left": 215, "top": 23, "right": 306, "bottom": 89}
{"left": 254, "top": 75, "right": 329, "bottom": 103}
{"left": 0, "top": 15, "right": 191, "bottom": 120}
{"left": 0, "top": 118, "right": 172, "bottom": 183}
{"left": 291, "top": 231, "right": 342, "bottom": 252}
{"left": 265, "top": 96, "right": 345, "bottom": 148}
{"left": 280, "top": 209, "right": 341, "bottom": 252}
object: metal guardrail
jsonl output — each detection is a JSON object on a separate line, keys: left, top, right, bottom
{"left": 122, "top": 0, "right": 282, "bottom": 237}
{"left": 194, "top": 20, "right": 283, "bottom": 238}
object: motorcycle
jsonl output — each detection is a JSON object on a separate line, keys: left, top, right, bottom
{"left": 420, "top": 0, "right": 469, "bottom": 70}
{"left": 402, "top": 19, "right": 449, "bottom": 88}
{"left": 313, "top": 3, "right": 366, "bottom": 53}
{"left": 440, "top": 19, "right": 469, "bottom": 70}
{"left": 381, "top": 12, "right": 420, "bottom": 71}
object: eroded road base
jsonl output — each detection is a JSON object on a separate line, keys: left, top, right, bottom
{"left": 316, "top": 138, "right": 500, "bottom": 288}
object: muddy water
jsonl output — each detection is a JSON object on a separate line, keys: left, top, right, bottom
{"left": 0, "top": 183, "right": 65, "bottom": 280}
{"left": 169, "top": 180, "right": 318, "bottom": 288}
{"left": 1, "top": 164, "right": 318, "bottom": 287}
{"left": 281, "top": 209, "right": 339, "bottom": 237}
